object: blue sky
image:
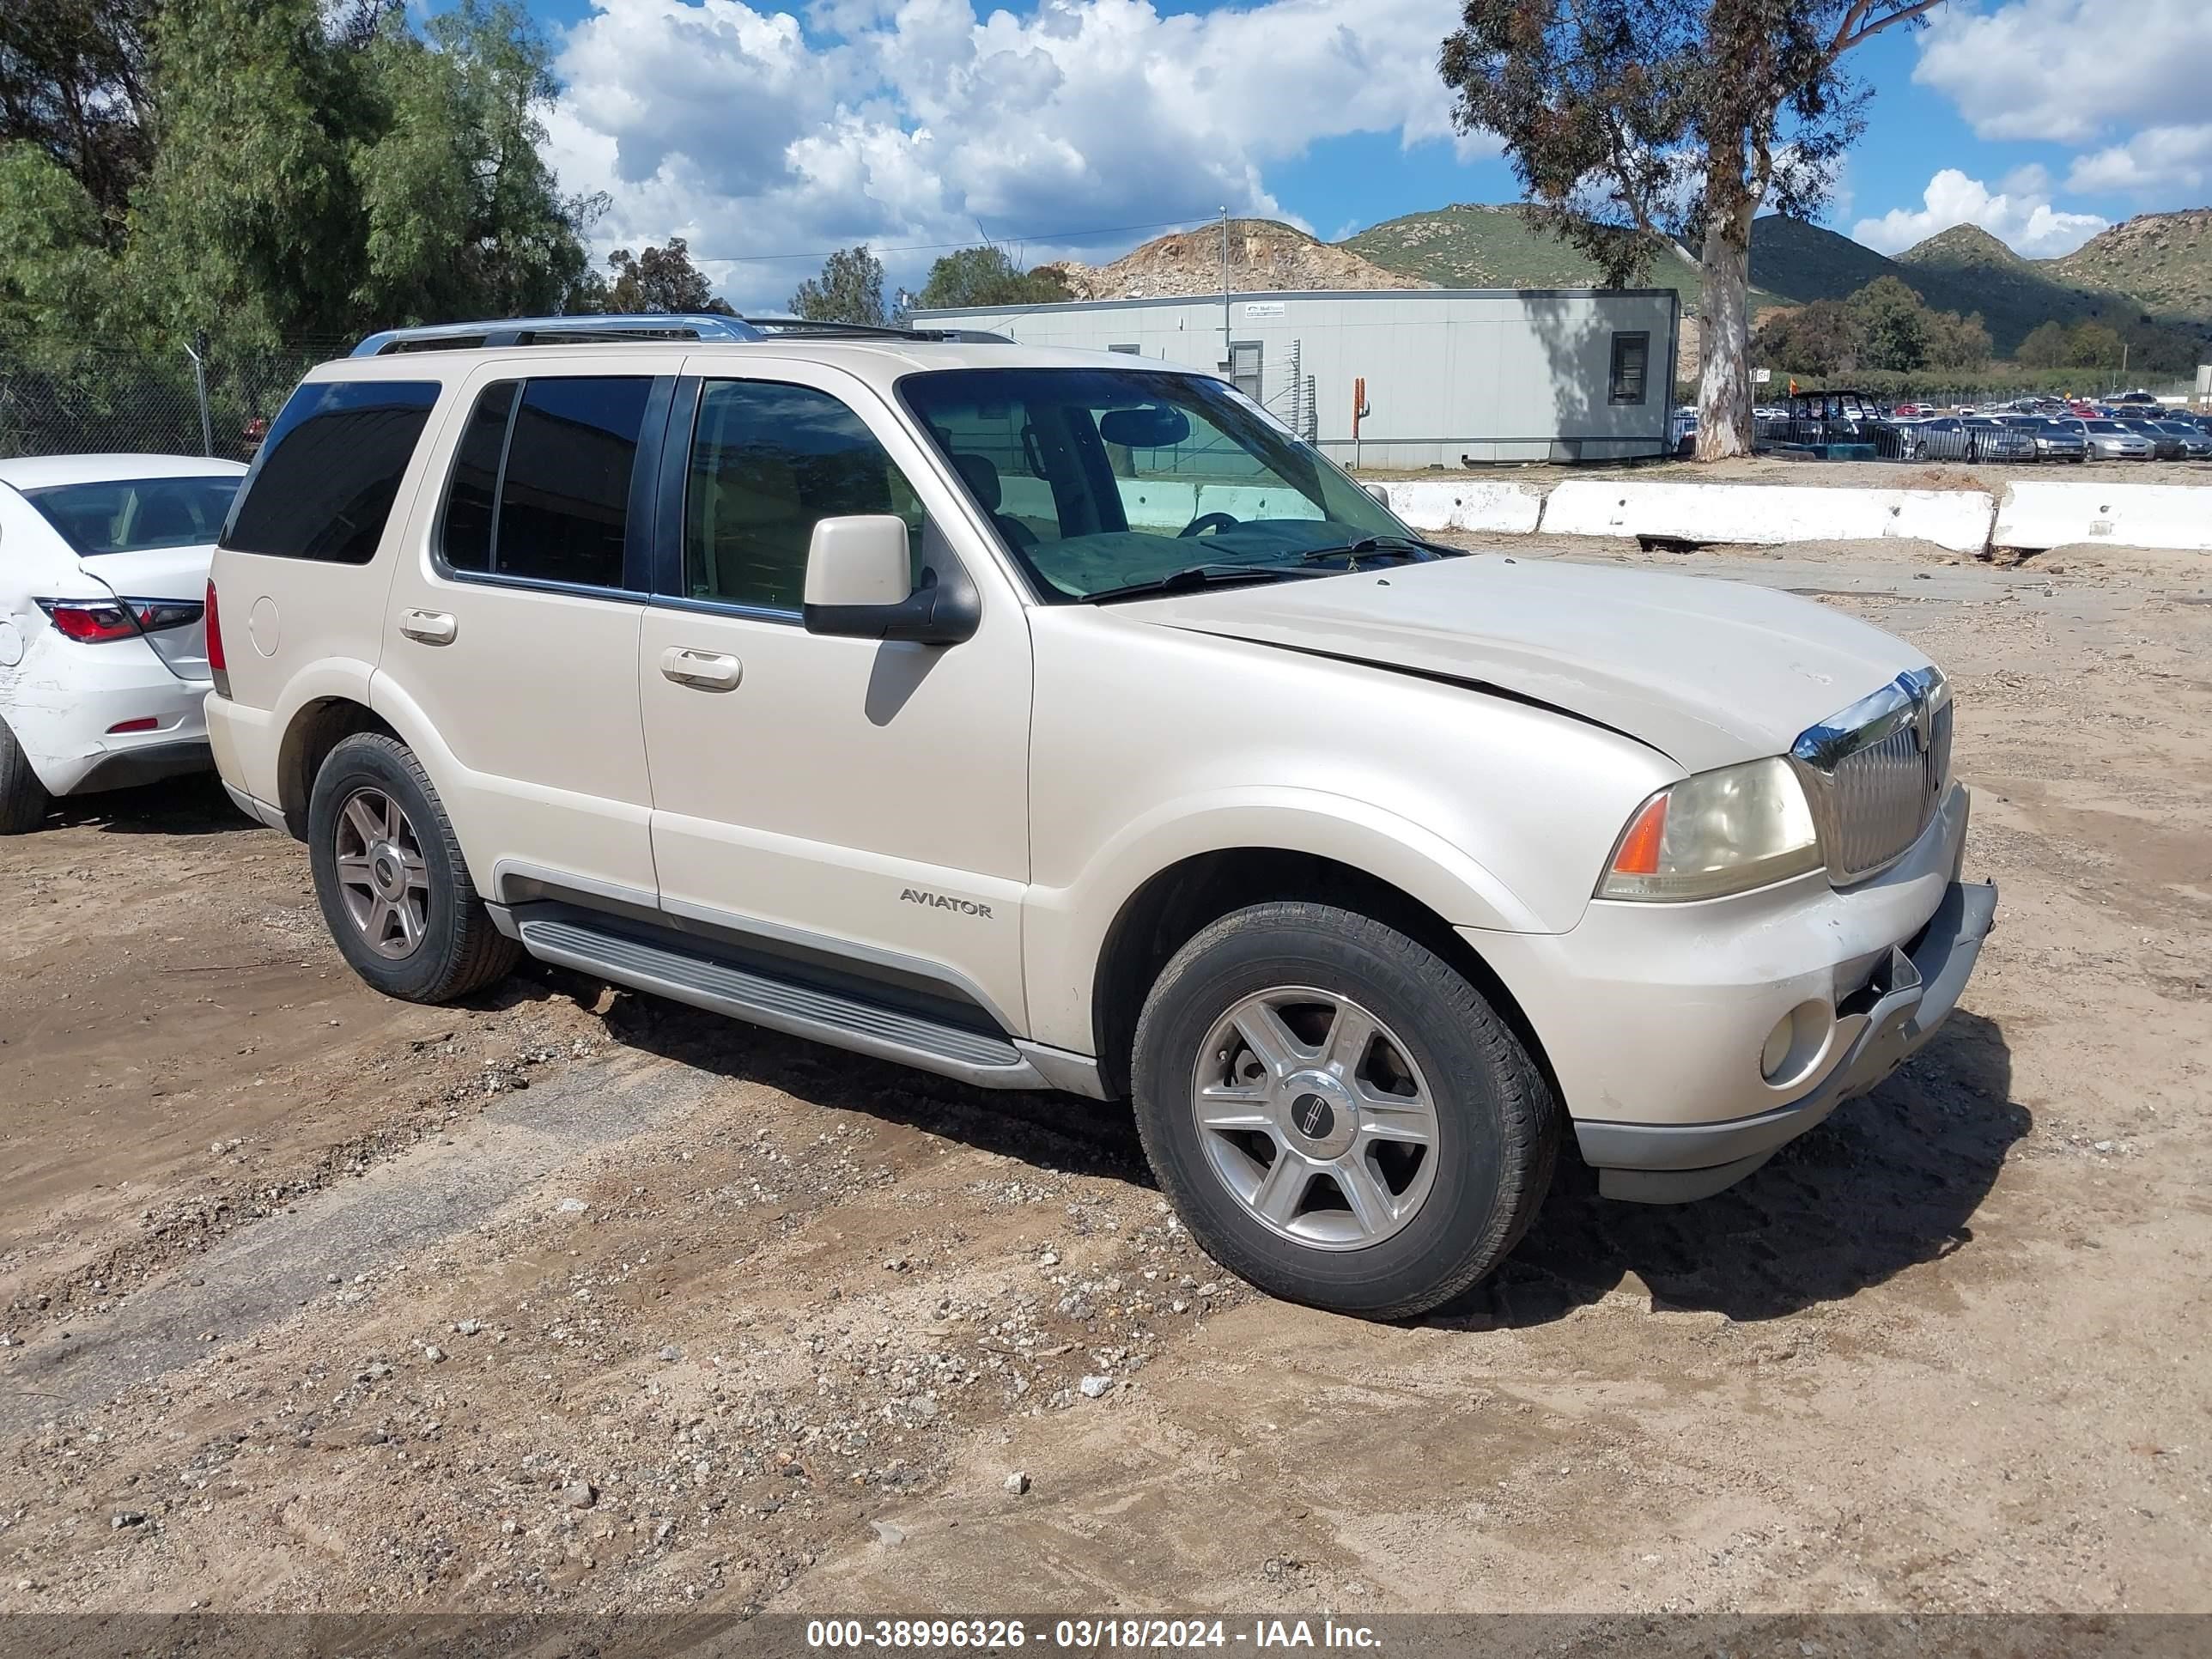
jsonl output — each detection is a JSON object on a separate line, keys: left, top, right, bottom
{"left": 483, "top": 0, "right": 2212, "bottom": 308}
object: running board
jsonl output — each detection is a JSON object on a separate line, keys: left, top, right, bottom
{"left": 513, "top": 915, "right": 1048, "bottom": 1090}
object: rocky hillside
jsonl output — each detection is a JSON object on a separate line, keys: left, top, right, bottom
{"left": 1042, "top": 220, "right": 1424, "bottom": 301}
{"left": 2052, "top": 209, "right": 2212, "bottom": 316}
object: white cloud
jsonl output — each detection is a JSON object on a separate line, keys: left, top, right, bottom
{"left": 2067, "top": 124, "right": 2212, "bottom": 197}
{"left": 1852, "top": 167, "right": 2109, "bottom": 259}
{"left": 1913, "top": 0, "right": 2212, "bottom": 144}
{"left": 545, "top": 0, "right": 1486, "bottom": 309}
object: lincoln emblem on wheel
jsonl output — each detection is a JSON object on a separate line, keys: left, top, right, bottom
{"left": 1293, "top": 1094, "right": 1334, "bottom": 1139}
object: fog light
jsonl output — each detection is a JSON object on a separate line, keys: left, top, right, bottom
{"left": 1760, "top": 1000, "right": 1834, "bottom": 1086}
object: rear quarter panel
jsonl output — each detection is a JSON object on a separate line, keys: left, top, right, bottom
{"left": 208, "top": 366, "right": 456, "bottom": 808}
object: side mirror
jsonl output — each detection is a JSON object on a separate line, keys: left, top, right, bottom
{"left": 1364, "top": 483, "right": 1391, "bottom": 507}
{"left": 801, "top": 515, "right": 979, "bottom": 646}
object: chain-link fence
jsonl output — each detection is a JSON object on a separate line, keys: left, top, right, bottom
{"left": 0, "top": 337, "right": 342, "bottom": 462}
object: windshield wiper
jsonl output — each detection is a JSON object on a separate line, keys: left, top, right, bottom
{"left": 1082, "top": 563, "right": 1328, "bottom": 605}
{"left": 1288, "top": 535, "right": 1447, "bottom": 568}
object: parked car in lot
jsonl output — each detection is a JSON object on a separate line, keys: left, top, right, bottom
{"left": 2060, "top": 418, "right": 2156, "bottom": 461}
{"left": 2137, "top": 420, "right": 2212, "bottom": 459}
{"left": 1991, "top": 415, "right": 2089, "bottom": 462}
{"left": 0, "top": 454, "right": 246, "bottom": 833}
{"left": 1894, "top": 416, "right": 2036, "bottom": 462}
{"left": 2117, "top": 419, "right": 2188, "bottom": 460}
{"left": 204, "top": 314, "right": 1996, "bottom": 1317}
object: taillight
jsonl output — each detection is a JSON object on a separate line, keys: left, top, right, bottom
{"left": 36, "top": 597, "right": 203, "bottom": 643}
{"left": 205, "top": 578, "right": 229, "bottom": 697}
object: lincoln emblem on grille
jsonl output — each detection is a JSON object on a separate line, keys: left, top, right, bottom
{"left": 1909, "top": 686, "right": 1933, "bottom": 753}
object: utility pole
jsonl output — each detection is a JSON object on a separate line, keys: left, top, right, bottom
{"left": 1220, "top": 205, "right": 1230, "bottom": 365}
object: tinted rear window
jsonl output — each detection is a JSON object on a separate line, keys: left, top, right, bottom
{"left": 221, "top": 380, "right": 441, "bottom": 563}
{"left": 437, "top": 376, "right": 653, "bottom": 590}
{"left": 24, "top": 477, "right": 240, "bottom": 554}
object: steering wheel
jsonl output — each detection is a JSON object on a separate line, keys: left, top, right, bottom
{"left": 1177, "top": 511, "right": 1240, "bottom": 538}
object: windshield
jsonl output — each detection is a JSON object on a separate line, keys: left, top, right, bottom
{"left": 23, "top": 476, "right": 240, "bottom": 555}
{"left": 898, "top": 367, "right": 1409, "bottom": 602}
{"left": 2084, "top": 421, "right": 2128, "bottom": 434}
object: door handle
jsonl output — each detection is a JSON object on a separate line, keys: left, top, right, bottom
{"left": 398, "top": 609, "right": 457, "bottom": 646}
{"left": 660, "top": 647, "right": 742, "bottom": 690}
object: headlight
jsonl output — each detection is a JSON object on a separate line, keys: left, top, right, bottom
{"left": 1597, "top": 757, "right": 1821, "bottom": 901}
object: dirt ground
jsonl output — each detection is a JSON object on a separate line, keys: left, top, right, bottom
{"left": 1, "top": 534, "right": 2208, "bottom": 1624}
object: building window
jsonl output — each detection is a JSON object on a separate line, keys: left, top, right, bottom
{"left": 1108, "top": 343, "right": 1140, "bottom": 355}
{"left": 1609, "top": 332, "right": 1650, "bottom": 405}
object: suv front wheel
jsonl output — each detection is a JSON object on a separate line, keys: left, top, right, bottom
{"left": 307, "top": 732, "right": 520, "bottom": 1003}
{"left": 1131, "top": 902, "right": 1559, "bottom": 1320}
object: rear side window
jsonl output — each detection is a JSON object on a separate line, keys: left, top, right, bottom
{"left": 438, "top": 376, "right": 653, "bottom": 590}
{"left": 221, "top": 380, "right": 440, "bottom": 563}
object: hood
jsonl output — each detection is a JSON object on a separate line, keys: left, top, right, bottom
{"left": 1135, "top": 553, "right": 1924, "bottom": 775}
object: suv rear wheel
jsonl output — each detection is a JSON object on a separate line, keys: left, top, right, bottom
{"left": 1131, "top": 902, "right": 1559, "bottom": 1320}
{"left": 307, "top": 733, "right": 519, "bottom": 1003}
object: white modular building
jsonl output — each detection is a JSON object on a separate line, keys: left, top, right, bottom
{"left": 906, "top": 287, "right": 1681, "bottom": 468}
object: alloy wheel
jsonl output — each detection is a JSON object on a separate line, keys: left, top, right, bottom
{"left": 1190, "top": 987, "right": 1440, "bottom": 1250}
{"left": 332, "top": 787, "right": 431, "bottom": 960}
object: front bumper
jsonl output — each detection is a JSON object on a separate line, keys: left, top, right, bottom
{"left": 1577, "top": 878, "right": 1996, "bottom": 1200}
{"left": 1468, "top": 781, "right": 1993, "bottom": 1203}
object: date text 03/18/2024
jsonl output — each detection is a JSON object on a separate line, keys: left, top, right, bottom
{"left": 805, "top": 1618, "right": 1384, "bottom": 1649}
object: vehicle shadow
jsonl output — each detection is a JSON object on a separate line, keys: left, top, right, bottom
{"left": 59, "top": 773, "right": 258, "bottom": 836}
{"left": 562, "top": 969, "right": 1155, "bottom": 1188}
{"left": 524, "top": 963, "right": 2022, "bottom": 1329}
{"left": 1435, "top": 1008, "right": 2026, "bottom": 1328}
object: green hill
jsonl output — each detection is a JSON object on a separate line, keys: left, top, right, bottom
{"left": 1334, "top": 205, "right": 2212, "bottom": 361}
{"left": 2050, "top": 210, "right": 2212, "bottom": 319}
{"left": 1342, "top": 203, "right": 1784, "bottom": 316}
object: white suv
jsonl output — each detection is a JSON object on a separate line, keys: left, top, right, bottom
{"left": 206, "top": 315, "right": 1996, "bottom": 1318}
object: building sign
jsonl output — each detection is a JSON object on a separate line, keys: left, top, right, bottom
{"left": 1243, "top": 301, "right": 1287, "bottom": 318}
{"left": 1753, "top": 368, "right": 1772, "bottom": 385}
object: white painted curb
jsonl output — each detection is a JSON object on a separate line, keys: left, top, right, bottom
{"left": 1539, "top": 479, "right": 1996, "bottom": 555}
{"left": 1993, "top": 481, "right": 2212, "bottom": 551}
{"left": 1379, "top": 481, "right": 1546, "bottom": 535}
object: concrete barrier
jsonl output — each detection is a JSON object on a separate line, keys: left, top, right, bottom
{"left": 1993, "top": 481, "right": 2212, "bottom": 551}
{"left": 1380, "top": 480, "right": 1546, "bottom": 534}
{"left": 1540, "top": 479, "right": 1995, "bottom": 554}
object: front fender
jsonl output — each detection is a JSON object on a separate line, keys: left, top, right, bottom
{"left": 1020, "top": 786, "right": 1544, "bottom": 1056}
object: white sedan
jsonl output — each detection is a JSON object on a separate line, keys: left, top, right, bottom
{"left": 0, "top": 453, "right": 246, "bottom": 832}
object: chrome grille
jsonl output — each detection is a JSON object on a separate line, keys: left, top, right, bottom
{"left": 1790, "top": 667, "right": 1953, "bottom": 884}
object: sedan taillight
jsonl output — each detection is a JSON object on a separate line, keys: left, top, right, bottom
{"left": 35, "top": 597, "right": 204, "bottom": 644}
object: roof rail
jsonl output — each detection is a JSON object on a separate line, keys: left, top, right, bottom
{"left": 349, "top": 313, "right": 763, "bottom": 356}
{"left": 740, "top": 316, "right": 1012, "bottom": 344}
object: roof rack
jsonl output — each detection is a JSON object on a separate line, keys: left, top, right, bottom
{"left": 349, "top": 314, "right": 763, "bottom": 356}
{"left": 348, "top": 313, "right": 1014, "bottom": 357}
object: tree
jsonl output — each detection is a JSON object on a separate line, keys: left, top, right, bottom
{"left": 2065, "top": 321, "right": 2124, "bottom": 371}
{"left": 787, "top": 245, "right": 887, "bottom": 325}
{"left": 1441, "top": 0, "right": 1950, "bottom": 460}
{"left": 1849, "top": 275, "right": 1929, "bottom": 372}
{"left": 1923, "top": 307, "right": 1990, "bottom": 371}
{"left": 1753, "top": 299, "right": 1861, "bottom": 377}
{"left": 0, "top": 0, "right": 161, "bottom": 240}
{"left": 597, "top": 237, "right": 735, "bottom": 314}
{"left": 916, "top": 244, "right": 1071, "bottom": 311}
{"left": 2015, "top": 319, "right": 2071, "bottom": 369}
{"left": 350, "top": 2, "right": 598, "bottom": 327}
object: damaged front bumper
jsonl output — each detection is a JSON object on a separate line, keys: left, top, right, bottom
{"left": 1577, "top": 878, "right": 1999, "bottom": 1202}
